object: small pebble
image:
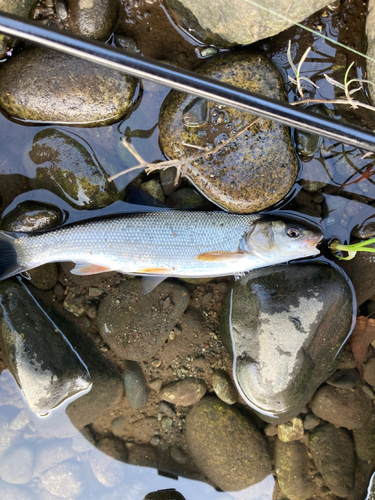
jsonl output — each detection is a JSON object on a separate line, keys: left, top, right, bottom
{"left": 303, "top": 413, "right": 320, "bottom": 430}
{"left": 326, "top": 368, "right": 360, "bottom": 390}
{"left": 159, "top": 401, "right": 176, "bottom": 417}
{"left": 278, "top": 417, "right": 304, "bottom": 442}
{"left": 160, "top": 378, "right": 207, "bottom": 406}
{"left": 124, "top": 361, "right": 148, "bottom": 410}
{"left": 264, "top": 423, "right": 278, "bottom": 437}
{"left": 212, "top": 370, "right": 237, "bottom": 405}
{"left": 150, "top": 436, "right": 160, "bottom": 446}
{"left": 149, "top": 379, "right": 163, "bottom": 392}
{"left": 170, "top": 445, "right": 188, "bottom": 465}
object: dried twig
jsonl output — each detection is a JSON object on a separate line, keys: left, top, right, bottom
{"left": 108, "top": 117, "right": 261, "bottom": 184}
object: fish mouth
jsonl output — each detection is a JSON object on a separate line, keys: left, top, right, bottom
{"left": 304, "top": 233, "right": 324, "bottom": 251}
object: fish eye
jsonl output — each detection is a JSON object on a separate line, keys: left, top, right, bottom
{"left": 286, "top": 227, "right": 300, "bottom": 238}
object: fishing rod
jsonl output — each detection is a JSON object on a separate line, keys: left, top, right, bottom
{"left": 0, "top": 11, "right": 375, "bottom": 152}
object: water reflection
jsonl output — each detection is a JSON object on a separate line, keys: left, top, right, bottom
{"left": 0, "top": 370, "right": 274, "bottom": 499}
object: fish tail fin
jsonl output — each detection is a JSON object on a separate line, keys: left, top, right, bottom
{"left": 0, "top": 231, "right": 23, "bottom": 281}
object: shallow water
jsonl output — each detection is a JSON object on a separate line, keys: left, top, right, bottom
{"left": 0, "top": 0, "right": 375, "bottom": 498}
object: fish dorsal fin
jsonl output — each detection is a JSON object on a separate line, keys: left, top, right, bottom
{"left": 142, "top": 275, "right": 167, "bottom": 294}
{"left": 71, "top": 263, "right": 113, "bottom": 275}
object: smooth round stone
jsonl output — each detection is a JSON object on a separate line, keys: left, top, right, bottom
{"left": 166, "top": 187, "right": 215, "bottom": 210}
{"left": 159, "top": 52, "right": 298, "bottom": 213}
{"left": 212, "top": 370, "right": 237, "bottom": 405}
{"left": 160, "top": 378, "right": 206, "bottom": 406}
{"left": 311, "top": 384, "right": 373, "bottom": 429}
{"left": 40, "top": 463, "right": 83, "bottom": 498}
{"left": 97, "top": 279, "right": 190, "bottom": 361}
{"left": 25, "top": 128, "right": 121, "bottom": 209}
{"left": 0, "top": 47, "right": 137, "bottom": 125}
{"left": 27, "top": 263, "right": 58, "bottom": 291}
{"left": 0, "top": 447, "right": 33, "bottom": 484}
{"left": 303, "top": 413, "right": 320, "bottom": 431}
{"left": 310, "top": 424, "right": 355, "bottom": 497}
{"left": 186, "top": 397, "right": 271, "bottom": 491}
{"left": 160, "top": 167, "right": 181, "bottom": 196}
{"left": 124, "top": 360, "right": 149, "bottom": 409}
{"left": 68, "top": 0, "right": 119, "bottom": 40}
{"left": 220, "top": 262, "right": 354, "bottom": 424}
{"left": 352, "top": 214, "right": 375, "bottom": 239}
{"left": 274, "top": 440, "right": 316, "bottom": 500}
{"left": 363, "top": 357, "right": 375, "bottom": 386}
{"left": 0, "top": 201, "right": 64, "bottom": 232}
{"left": 139, "top": 179, "right": 165, "bottom": 203}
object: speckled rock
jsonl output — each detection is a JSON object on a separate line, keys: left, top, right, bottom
{"left": 309, "top": 424, "right": 355, "bottom": 497}
{"left": 274, "top": 440, "right": 317, "bottom": 500}
{"left": 68, "top": 0, "right": 119, "bottom": 40}
{"left": 40, "top": 463, "right": 83, "bottom": 498}
{"left": 0, "top": 446, "right": 33, "bottom": 484}
{"left": 27, "top": 264, "right": 58, "bottom": 291}
{"left": 159, "top": 52, "right": 297, "bottom": 213}
{"left": 124, "top": 360, "right": 149, "bottom": 409}
{"left": 212, "top": 370, "right": 237, "bottom": 404}
{"left": 164, "top": 0, "right": 330, "bottom": 47}
{"left": 278, "top": 417, "right": 304, "bottom": 442}
{"left": 0, "top": 48, "right": 136, "bottom": 125}
{"left": 97, "top": 279, "right": 190, "bottom": 361}
{"left": 25, "top": 128, "right": 121, "bottom": 209}
{"left": 160, "top": 378, "right": 206, "bottom": 406}
{"left": 353, "top": 414, "right": 375, "bottom": 461}
{"left": 0, "top": 201, "right": 64, "bottom": 232}
{"left": 186, "top": 397, "right": 271, "bottom": 491}
{"left": 220, "top": 262, "right": 354, "bottom": 424}
{"left": 311, "top": 384, "right": 373, "bottom": 429}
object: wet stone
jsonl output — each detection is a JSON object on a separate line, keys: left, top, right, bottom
{"left": 97, "top": 279, "right": 190, "bottom": 361}
{"left": 352, "top": 214, "right": 375, "bottom": 239}
{"left": 170, "top": 445, "right": 188, "bottom": 465}
{"left": 0, "top": 47, "right": 136, "bottom": 126}
{"left": 67, "top": 0, "right": 119, "bottom": 40}
{"left": 220, "top": 262, "right": 354, "bottom": 424}
{"left": 159, "top": 52, "right": 298, "bottom": 213}
{"left": 40, "top": 463, "right": 83, "bottom": 498}
{"left": 160, "top": 167, "right": 181, "bottom": 196}
{"left": 0, "top": 446, "right": 33, "bottom": 484}
{"left": 274, "top": 440, "right": 317, "bottom": 500}
{"left": 212, "top": 370, "right": 237, "bottom": 405}
{"left": 25, "top": 128, "right": 121, "bottom": 210}
{"left": 0, "top": 0, "right": 36, "bottom": 58}
{"left": 164, "top": 0, "right": 330, "bottom": 47}
{"left": 310, "top": 424, "right": 355, "bottom": 497}
{"left": 0, "top": 201, "right": 64, "bottom": 233}
{"left": 278, "top": 417, "right": 304, "bottom": 442}
{"left": 139, "top": 179, "right": 165, "bottom": 203}
{"left": 363, "top": 357, "right": 375, "bottom": 386}
{"left": 124, "top": 360, "right": 149, "bottom": 410}
{"left": 326, "top": 368, "right": 360, "bottom": 390}
{"left": 182, "top": 97, "right": 208, "bottom": 126}
{"left": 0, "top": 279, "right": 91, "bottom": 415}
{"left": 160, "top": 378, "right": 206, "bottom": 406}
{"left": 114, "top": 34, "right": 139, "bottom": 54}
{"left": 294, "top": 105, "right": 329, "bottom": 156}
{"left": 27, "top": 263, "right": 58, "bottom": 291}
{"left": 311, "top": 384, "right": 373, "bottom": 429}
{"left": 166, "top": 187, "right": 215, "bottom": 210}
{"left": 186, "top": 397, "right": 271, "bottom": 491}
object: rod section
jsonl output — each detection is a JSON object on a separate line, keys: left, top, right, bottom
{"left": 0, "top": 11, "right": 375, "bottom": 151}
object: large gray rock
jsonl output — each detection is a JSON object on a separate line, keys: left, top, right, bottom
{"left": 164, "top": 0, "right": 330, "bottom": 47}
{"left": 0, "top": 201, "right": 64, "bottom": 233}
{"left": 24, "top": 128, "right": 122, "bottom": 209}
{"left": 97, "top": 279, "right": 190, "bottom": 361}
{"left": 309, "top": 424, "right": 355, "bottom": 497}
{"left": 220, "top": 262, "right": 354, "bottom": 424}
{"left": 0, "top": 279, "right": 91, "bottom": 415}
{"left": 68, "top": 0, "right": 119, "bottom": 40}
{"left": 0, "top": 48, "right": 136, "bottom": 126}
{"left": 159, "top": 52, "right": 298, "bottom": 213}
{"left": 186, "top": 397, "right": 271, "bottom": 491}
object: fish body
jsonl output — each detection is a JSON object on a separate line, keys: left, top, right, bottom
{"left": 0, "top": 211, "right": 322, "bottom": 292}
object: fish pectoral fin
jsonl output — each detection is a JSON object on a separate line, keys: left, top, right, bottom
{"left": 196, "top": 251, "right": 246, "bottom": 261}
{"left": 71, "top": 263, "right": 114, "bottom": 275}
{"left": 141, "top": 275, "right": 168, "bottom": 295}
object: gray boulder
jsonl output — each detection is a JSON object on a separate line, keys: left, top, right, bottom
{"left": 220, "top": 262, "right": 354, "bottom": 423}
{"left": 164, "top": 0, "right": 331, "bottom": 48}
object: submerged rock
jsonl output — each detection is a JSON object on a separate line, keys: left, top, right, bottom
{"left": 186, "top": 397, "right": 271, "bottom": 491}
{"left": 309, "top": 424, "right": 355, "bottom": 497}
{"left": 40, "top": 463, "right": 83, "bottom": 498}
{"left": 164, "top": 0, "right": 331, "bottom": 47}
{"left": 67, "top": 0, "right": 119, "bottom": 40}
{"left": 159, "top": 52, "right": 298, "bottom": 213}
{"left": 0, "top": 446, "right": 34, "bottom": 485}
{"left": 97, "top": 279, "right": 190, "bottom": 361}
{"left": 25, "top": 128, "right": 121, "bottom": 209}
{"left": 0, "top": 201, "right": 65, "bottom": 232}
{"left": 0, "top": 279, "right": 90, "bottom": 415}
{"left": 0, "top": 48, "right": 136, "bottom": 125}
{"left": 220, "top": 262, "right": 354, "bottom": 423}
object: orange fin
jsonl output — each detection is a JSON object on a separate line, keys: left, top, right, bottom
{"left": 137, "top": 267, "right": 172, "bottom": 274}
{"left": 71, "top": 263, "right": 113, "bottom": 275}
{"left": 196, "top": 251, "right": 245, "bottom": 261}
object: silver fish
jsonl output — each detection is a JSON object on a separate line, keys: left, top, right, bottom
{"left": 0, "top": 211, "right": 322, "bottom": 293}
